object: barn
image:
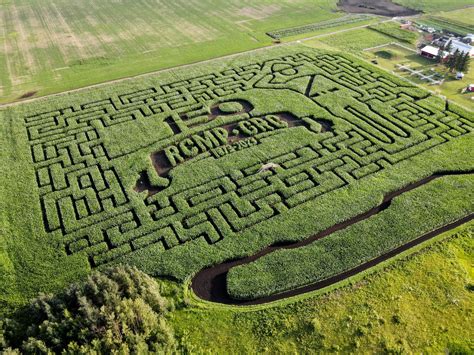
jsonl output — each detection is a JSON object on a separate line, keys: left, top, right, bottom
{"left": 420, "top": 45, "right": 440, "bottom": 59}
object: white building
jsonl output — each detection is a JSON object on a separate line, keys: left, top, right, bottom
{"left": 449, "top": 39, "right": 474, "bottom": 56}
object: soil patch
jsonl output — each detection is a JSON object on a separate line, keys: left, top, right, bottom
{"left": 191, "top": 171, "right": 472, "bottom": 305}
{"left": 209, "top": 99, "right": 253, "bottom": 120}
{"left": 338, "top": 0, "right": 421, "bottom": 17}
{"left": 18, "top": 91, "right": 37, "bottom": 99}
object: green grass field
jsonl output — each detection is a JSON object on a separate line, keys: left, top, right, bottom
{"left": 395, "top": 0, "right": 474, "bottom": 12}
{"left": 415, "top": 7, "right": 474, "bottom": 37}
{"left": 368, "top": 22, "right": 419, "bottom": 44}
{"left": 174, "top": 224, "right": 473, "bottom": 353}
{"left": 1, "top": 0, "right": 473, "bottom": 104}
{"left": 432, "top": 6, "right": 474, "bottom": 27}
{"left": 0, "top": 0, "right": 344, "bottom": 103}
{"left": 1, "top": 1, "right": 474, "bottom": 352}
{"left": 304, "top": 27, "right": 405, "bottom": 54}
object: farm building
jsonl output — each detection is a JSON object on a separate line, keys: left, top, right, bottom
{"left": 449, "top": 39, "right": 474, "bottom": 56}
{"left": 420, "top": 45, "right": 440, "bottom": 59}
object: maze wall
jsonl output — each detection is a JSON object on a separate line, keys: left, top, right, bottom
{"left": 24, "top": 52, "right": 474, "bottom": 267}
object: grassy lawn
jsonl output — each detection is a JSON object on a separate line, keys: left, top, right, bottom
{"left": 364, "top": 44, "right": 474, "bottom": 110}
{"left": 0, "top": 0, "right": 345, "bottom": 103}
{"left": 433, "top": 7, "right": 474, "bottom": 26}
{"left": 173, "top": 224, "right": 474, "bottom": 353}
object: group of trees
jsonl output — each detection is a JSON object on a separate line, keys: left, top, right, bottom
{"left": 436, "top": 40, "right": 471, "bottom": 73}
{"left": 1, "top": 266, "right": 176, "bottom": 354}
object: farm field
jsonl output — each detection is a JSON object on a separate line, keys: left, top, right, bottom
{"left": 415, "top": 6, "right": 474, "bottom": 37}
{"left": 0, "top": 0, "right": 345, "bottom": 104}
{"left": 367, "top": 22, "right": 418, "bottom": 44}
{"left": 303, "top": 25, "right": 474, "bottom": 110}
{"left": 266, "top": 14, "right": 376, "bottom": 40}
{"left": 394, "top": 0, "right": 474, "bottom": 12}
{"left": 430, "top": 6, "right": 474, "bottom": 27}
{"left": 303, "top": 27, "right": 411, "bottom": 54}
{"left": 1, "top": 45, "right": 473, "bottom": 315}
{"left": 1, "top": 0, "right": 474, "bottom": 349}
{"left": 173, "top": 225, "right": 473, "bottom": 353}
{"left": 1, "top": 0, "right": 473, "bottom": 105}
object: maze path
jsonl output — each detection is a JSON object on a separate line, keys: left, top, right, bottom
{"left": 24, "top": 52, "right": 474, "bottom": 267}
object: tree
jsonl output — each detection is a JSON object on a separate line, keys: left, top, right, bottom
{"left": 446, "top": 49, "right": 460, "bottom": 72}
{"left": 2, "top": 266, "right": 176, "bottom": 353}
{"left": 454, "top": 50, "right": 464, "bottom": 72}
{"left": 435, "top": 43, "right": 445, "bottom": 63}
{"left": 457, "top": 52, "right": 470, "bottom": 73}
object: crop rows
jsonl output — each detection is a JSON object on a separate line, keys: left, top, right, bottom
{"left": 266, "top": 14, "right": 373, "bottom": 39}
{"left": 226, "top": 173, "right": 474, "bottom": 300}
{"left": 23, "top": 51, "right": 473, "bottom": 269}
{"left": 368, "top": 22, "right": 418, "bottom": 44}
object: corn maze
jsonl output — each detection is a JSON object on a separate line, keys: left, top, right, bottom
{"left": 8, "top": 47, "right": 473, "bottom": 299}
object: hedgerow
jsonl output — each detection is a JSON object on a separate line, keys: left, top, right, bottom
{"left": 0, "top": 45, "right": 473, "bottom": 306}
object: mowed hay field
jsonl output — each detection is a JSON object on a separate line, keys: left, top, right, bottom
{"left": 395, "top": 0, "right": 474, "bottom": 12}
{"left": 0, "top": 0, "right": 343, "bottom": 103}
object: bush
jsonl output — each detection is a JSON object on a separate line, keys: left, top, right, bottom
{"left": 2, "top": 266, "right": 176, "bottom": 353}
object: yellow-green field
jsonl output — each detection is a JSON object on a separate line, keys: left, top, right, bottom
{"left": 395, "top": 0, "right": 474, "bottom": 12}
{"left": 0, "top": 1, "right": 473, "bottom": 353}
{"left": 0, "top": 0, "right": 344, "bottom": 103}
{"left": 433, "top": 6, "right": 474, "bottom": 25}
{"left": 173, "top": 224, "right": 474, "bottom": 353}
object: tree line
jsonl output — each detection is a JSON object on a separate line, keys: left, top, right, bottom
{"left": 436, "top": 40, "right": 470, "bottom": 73}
